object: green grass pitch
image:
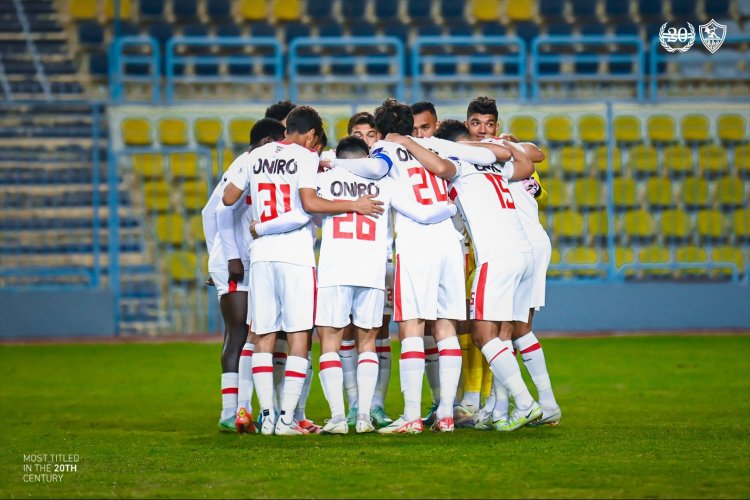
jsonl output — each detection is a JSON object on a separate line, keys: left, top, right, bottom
{"left": 1, "top": 335, "right": 749, "bottom": 499}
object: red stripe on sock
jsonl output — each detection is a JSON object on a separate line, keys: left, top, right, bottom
{"left": 488, "top": 347, "right": 509, "bottom": 365}
{"left": 221, "top": 388, "right": 238, "bottom": 394}
{"left": 241, "top": 349, "right": 253, "bottom": 356}
{"left": 439, "top": 349, "right": 462, "bottom": 357}
{"left": 273, "top": 352, "right": 288, "bottom": 359}
{"left": 475, "top": 262, "right": 488, "bottom": 320}
{"left": 425, "top": 347, "right": 439, "bottom": 356}
{"left": 339, "top": 344, "right": 356, "bottom": 351}
{"left": 376, "top": 346, "right": 391, "bottom": 353}
{"left": 521, "top": 343, "right": 541, "bottom": 354}
{"left": 394, "top": 254, "right": 402, "bottom": 322}
{"left": 285, "top": 370, "right": 307, "bottom": 378}
{"left": 401, "top": 351, "right": 426, "bottom": 360}
{"left": 320, "top": 360, "right": 342, "bottom": 370}
{"left": 228, "top": 280, "right": 237, "bottom": 293}
{"left": 358, "top": 359, "right": 379, "bottom": 365}
{"left": 252, "top": 366, "right": 273, "bottom": 374}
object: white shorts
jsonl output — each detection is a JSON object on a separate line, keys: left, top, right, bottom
{"left": 249, "top": 261, "right": 316, "bottom": 335}
{"left": 209, "top": 269, "right": 249, "bottom": 298}
{"left": 383, "top": 260, "right": 394, "bottom": 316}
{"left": 470, "top": 253, "right": 534, "bottom": 322}
{"left": 316, "top": 285, "right": 384, "bottom": 330}
{"left": 530, "top": 237, "right": 552, "bottom": 310}
{"left": 394, "top": 239, "right": 466, "bottom": 322}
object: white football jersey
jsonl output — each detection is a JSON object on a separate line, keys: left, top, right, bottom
{"left": 508, "top": 181, "right": 549, "bottom": 244}
{"left": 449, "top": 159, "right": 532, "bottom": 265}
{"left": 206, "top": 152, "right": 253, "bottom": 272}
{"left": 316, "top": 167, "right": 392, "bottom": 289}
{"left": 227, "top": 141, "right": 318, "bottom": 267}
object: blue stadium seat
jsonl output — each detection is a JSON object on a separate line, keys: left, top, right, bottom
{"left": 375, "top": 0, "right": 399, "bottom": 21}
{"left": 671, "top": 0, "right": 696, "bottom": 18}
{"left": 449, "top": 22, "right": 473, "bottom": 37}
{"left": 416, "top": 24, "right": 443, "bottom": 37}
{"left": 349, "top": 20, "right": 376, "bottom": 38}
{"left": 581, "top": 24, "right": 608, "bottom": 37}
{"left": 548, "top": 23, "right": 574, "bottom": 36}
{"left": 195, "top": 60, "right": 219, "bottom": 76}
{"left": 250, "top": 22, "right": 275, "bottom": 38}
{"left": 637, "top": 0, "right": 662, "bottom": 20}
{"left": 216, "top": 23, "right": 241, "bottom": 37}
{"left": 604, "top": 0, "right": 629, "bottom": 20}
{"left": 206, "top": 0, "right": 231, "bottom": 20}
{"left": 615, "top": 23, "right": 640, "bottom": 37}
{"left": 609, "top": 60, "right": 633, "bottom": 75}
{"left": 139, "top": 0, "right": 164, "bottom": 18}
{"left": 571, "top": 0, "right": 597, "bottom": 20}
{"left": 307, "top": 0, "right": 333, "bottom": 19}
{"left": 89, "top": 52, "right": 108, "bottom": 76}
{"left": 515, "top": 22, "right": 541, "bottom": 45}
{"left": 479, "top": 23, "right": 506, "bottom": 37}
{"left": 173, "top": 0, "right": 198, "bottom": 20}
{"left": 705, "top": 0, "right": 730, "bottom": 17}
{"left": 147, "top": 22, "right": 173, "bottom": 45}
{"left": 407, "top": 0, "right": 432, "bottom": 22}
{"left": 283, "top": 22, "right": 310, "bottom": 45}
{"left": 117, "top": 21, "right": 140, "bottom": 37}
{"left": 341, "top": 0, "right": 366, "bottom": 20}
{"left": 383, "top": 23, "right": 410, "bottom": 72}
{"left": 644, "top": 24, "right": 662, "bottom": 43}
{"left": 78, "top": 21, "right": 103, "bottom": 47}
{"left": 319, "top": 21, "right": 344, "bottom": 39}
{"left": 296, "top": 44, "right": 321, "bottom": 75}
{"left": 539, "top": 0, "right": 565, "bottom": 20}
{"left": 575, "top": 53, "right": 600, "bottom": 74}
{"left": 183, "top": 23, "right": 209, "bottom": 37}
{"left": 440, "top": 0, "right": 464, "bottom": 21}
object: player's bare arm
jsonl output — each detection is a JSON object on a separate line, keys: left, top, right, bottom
{"left": 458, "top": 140, "right": 513, "bottom": 162}
{"left": 385, "top": 133, "right": 457, "bottom": 179}
{"left": 222, "top": 183, "right": 244, "bottom": 206}
{"left": 502, "top": 141, "right": 535, "bottom": 180}
{"left": 496, "top": 133, "right": 545, "bottom": 163}
{"left": 298, "top": 187, "right": 384, "bottom": 217}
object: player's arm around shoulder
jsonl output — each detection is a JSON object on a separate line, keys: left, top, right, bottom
{"left": 385, "top": 133, "right": 457, "bottom": 179}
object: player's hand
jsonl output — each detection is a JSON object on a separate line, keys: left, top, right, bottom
{"left": 318, "top": 159, "right": 332, "bottom": 172}
{"left": 227, "top": 259, "right": 244, "bottom": 284}
{"left": 498, "top": 133, "right": 520, "bottom": 143}
{"left": 353, "top": 194, "right": 384, "bottom": 217}
{"left": 522, "top": 176, "right": 541, "bottom": 198}
{"left": 205, "top": 276, "right": 215, "bottom": 287}
{"left": 249, "top": 220, "right": 261, "bottom": 239}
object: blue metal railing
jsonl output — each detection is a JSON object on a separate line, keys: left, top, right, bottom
{"left": 288, "top": 36, "right": 406, "bottom": 103}
{"left": 109, "top": 36, "right": 161, "bottom": 103}
{"left": 411, "top": 36, "right": 527, "bottom": 102}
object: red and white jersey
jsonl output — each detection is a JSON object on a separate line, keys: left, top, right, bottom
{"left": 316, "top": 167, "right": 392, "bottom": 289}
{"left": 371, "top": 140, "right": 461, "bottom": 246}
{"left": 508, "top": 181, "right": 549, "bottom": 244}
{"left": 227, "top": 141, "right": 318, "bottom": 267}
{"left": 205, "top": 152, "right": 253, "bottom": 272}
{"left": 448, "top": 159, "right": 532, "bottom": 265}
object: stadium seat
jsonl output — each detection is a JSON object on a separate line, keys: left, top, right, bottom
{"left": 104, "top": 0, "right": 132, "bottom": 18}
{"left": 147, "top": 22, "right": 173, "bottom": 45}
{"left": 553, "top": 210, "right": 585, "bottom": 242}
{"left": 647, "top": 115, "right": 676, "bottom": 144}
{"left": 538, "top": 210, "right": 548, "bottom": 230}
{"left": 273, "top": 0, "right": 301, "bottom": 21}
{"left": 514, "top": 22, "right": 541, "bottom": 45}
{"left": 539, "top": 0, "right": 565, "bottom": 20}
{"left": 131, "top": 153, "right": 164, "bottom": 178}
{"left": 621, "top": 209, "right": 657, "bottom": 241}
{"left": 194, "top": 118, "right": 224, "bottom": 147}
{"left": 188, "top": 213, "right": 204, "bottom": 242}
{"left": 645, "top": 177, "right": 674, "bottom": 210}
{"left": 588, "top": 210, "right": 608, "bottom": 241}
{"left": 375, "top": 0, "right": 399, "bottom": 21}
{"left": 229, "top": 118, "right": 254, "bottom": 147}
{"left": 735, "top": 145, "right": 750, "bottom": 179}
{"left": 695, "top": 209, "right": 726, "bottom": 242}
{"left": 591, "top": 145, "right": 622, "bottom": 178}
{"left": 715, "top": 177, "right": 745, "bottom": 210}
{"left": 166, "top": 250, "right": 198, "bottom": 282}
{"left": 711, "top": 246, "right": 745, "bottom": 279}
{"left": 698, "top": 144, "right": 729, "bottom": 178}
{"left": 506, "top": 0, "right": 534, "bottom": 20}
{"left": 207, "top": 0, "right": 232, "bottom": 20}
{"left": 173, "top": 0, "right": 198, "bottom": 20}
{"left": 307, "top": 0, "right": 333, "bottom": 19}
{"left": 573, "top": 178, "right": 603, "bottom": 211}
{"left": 71, "top": 0, "right": 97, "bottom": 19}
{"left": 615, "top": 246, "right": 636, "bottom": 277}
{"left": 670, "top": 0, "right": 696, "bottom": 18}
{"left": 535, "top": 146, "right": 551, "bottom": 177}
{"left": 78, "top": 21, "right": 104, "bottom": 47}
{"left": 660, "top": 208, "right": 692, "bottom": 242}
{"left": 548, "top": 247, "right": 562, "bottom": 279}
{"left": 604, "top": 0, "right": 629, "bottom": 20}
{"left": 143, "top": 181, "right": 171, "bottom": 212}
{"left": 565, "top": 247, "right": 603, "bottom": 278}
{"left": 636, "top": 0, "right": 662, "bottom": 20}
{"left": 613, "top": 115, "right": 641, "bottom": 144}
{"left": 613, "top": 177, "right": 639, "bottom": 211}
{"left": 717, "top": 114, "right": 746, "bottom": 144}
{"left": 629, "top": 144, "right": 659, "bottom": 177}
{"left": 472, "top": 0, "right": 500, "bottom": 21}
{"left": 705, "top": 0, "right": 730, "bottom": 17}
{"left": 679, "top": 177, "right": 710, "bottom": 209}
{"left": 578, "top": 115, "right": 606, "bottom": 144}
{"left": 139, "top": 0, "right": 163, "bottom": 18}
{"left": 637, "top": 245, "right": 671, "bottom": 278}
{"left": 182, "top": 181, "right": 208, "bottom": 212}
{"left": 544, "top": 115, "right": 573, "bottom": 144}
{"left": 543, "top": 179, "right": 570, "bottom": 210}
{"left": 335, "top": 116, "right": 350, "bottom": 140}
{"left": 342, "top": 0, "right": 367, "bottom": 20}
{"left": 154, "top": 213, "right": 184, "bottom": 246}
{"left": 508, "top": 116, "right": 538, "bottom": 142}
{"left": 733, "top": 208, "right": 750, "bottom": 241}
{"left": 158, "top": 118, "right": 188, "bottom": 146}
{"left": 121, "top": 118, "right": 152, "bottom": 146}
{"left": 441, "top": 0, "right": 465, "bottom": 21}
{"left": 559, "top": 146, "right": 586, "bottom": 178}
{"left": 169, "top": 152, "right": 201, "bottom": 179}
{"left": 681, "top": 114, "right": 710, "bottom": 144}
{"left": 675, "top": 246, "right": 708, "bottom": 278}
{"left": 240, "top": 0, "right": 267, "bottom": 21}
{"left": 407, "top": 0, "right": 432, "bottom": 22}
{"left": 663, "top": 145, "right": 694, "bottom": 178}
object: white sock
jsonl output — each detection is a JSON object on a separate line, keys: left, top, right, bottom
{"left": 251, "top": 353, "right": 274, "bottom": 413}
{"left": 400, "top": 337, "right": 425, "bottom": 421}
{"left": 237, "top": 343, "right": 254, "bottom": 415}
{"left": 424, "top": 335, "right": 441, "bottom": 405}
{"left": 462, "top": 391, "right": 481, "bottom": 409}
{"left": 319, "top": 352, "right": 345, "bottom": 418}
{"left": 272, "top": 339, "right": 288, "bottom": 413}
{"left": 481, "top": 338, "right": 534, "bottom": 411}
{"left": 492, "top": 375, "right": 511, "bottom": 421}
{"left": 373, "top": 339, "right": 391, "bottom": 408}
{"left": 514, "top": 332, "right": 558, "bottom": 409}
{"left": 339, "top": 339, "right": 358, "bottom": 409}
{"left": 294, "top": 350, "right": 313, "bottom": 421}
{"left": 279, "top": 355, "right": 308, "bottom": 421}
{"left": 357, "top": 351, "right": 379, "bottom": 416}
{"left": 436, "top": 337, "right": 462, "bottom": 419}
{"left": 221, "top": 372, "right": 238, "bottom": 420}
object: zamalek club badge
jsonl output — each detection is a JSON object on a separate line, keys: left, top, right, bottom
{"left": 699, "top": 19, "right": 727, "bottom": 53}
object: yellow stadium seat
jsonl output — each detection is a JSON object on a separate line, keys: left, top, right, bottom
{"left": 507, "top": 0, "right": 534, "bottom": 20}
{"left": 559, "top": 145, "right": 586, "bottom": 178}
{"left": 131, "top": 153, "right": 164, "bottom": 178}
{"left": 212, "top": 147, "right": 235, "bottom": 178}
{"left": 616, "top": 246, "right": 635, "bottom": 269}
{"left": 335, "top": 116, "right": 350, "bottom": 140}
{"left": 188, "top": 214, "right": 204, "bottom": 242}
{"left": 121, "top": 118, "right": 152, "bottom": 146}
{"left": 143, "top": 181, "right": 171, "bottom": 212}
{"left": 734, "top": 208, "right": 750, "bottom": 241}
{"left": 154, "top": 213, "right": 184, "bottom": 246}
{"left": 676, "top": 246, "right": 709, "bottom": 277}
{"left": 614, "top": 115, "right": 641, "bottom": 143}
{"left": 273, "top": 0, "right": 301, "bottom": 21}
{"left": 638, "top": 245, "right": 672, "bottom": 278}
{"left": 735, "top": 144, "right": 750, "bottom": 178}
{"left": 591, "top": 145, "right": 622, "bottom": 178}
{"left": 629, "top": 145, "right": 659, "bottom": 177}
{"left": 578, "top": 114, "right": 606, "bottom": 144}
{"left": 194, "top": 118, "right": 224, "bottom": 147}
{"left": 679, "top": 177, "right": 710, "bottom": 208}
{"left": 104, "top": 0, "right": 132, "bottom": 19}
{"left": 621, "top": 209, "right": 656, "bottom": 241}
{"left": 660, "top": 208, "right": 692, "bottom": 241}
{"left": 158, "top": 118, "right": 188, "bottom": 146}
{"left": 711, "top": 246, "right": 745, "bottom": 278}
{"left": 715, "top": 177, "right": 745, "bottom": 209}
{"left": 565, "top": 247, "right": 603, "bottom": 278}
{"left": 240, "top": 0, "right": 268, "bottom": 21}
{"left": 543, "top": 115, "right": 573, "bottom": 144}
{"left": 535, "top": 146, "right": 550, "bottom": 176}
{"left": 681, "top": 114, "right": 710, "bottom": 143}
{"left": 573, "top": 178, "right": 603, "bottom": 211}
{"left": 508, "top": 116, "right": 538, "bottom": 142}
{"left": 645, "top": 177, "right": 674, "bottom": 209}
{"left": 698, "top": 144, "right": 729, "bottom": 177}
{"left": 166, "top": 250, "right": 198, "bottom": 282}
{"left": 647, "top": 114, "right": 676, "bottom": 144}
{"left": 553, "top": 210, "right": 585, "bottom": 241}
{"left": 588, "top": 210, "right": 609, "bottom": 240}
{"left": 613, "top": 178, "right": 639, "bottom": 210}
{"left": 663, "top": 145, "right": 694, "bottom": 178}
{"left": 695, "top": 209, "right": 725, "bottom": 241}
{"left": 472, "top": 0, "right": 500, "bottom": 21}
{"left": 182, "top": 181, "right": 208, "bottom": 212}
{"left": 548, "top": 247, "right": 562, "bottom": 279}
{"left": 71, "top": 0, "right": 97, "bottom": 19}
{"left": 169, "top": 152, "right": 201, "bottom": 179}
{"left": 229, "top": 118, "right": 254, "bottom": 146}
{"left": 717, "top": 114, "right": 747, "bottom": 143}
{"left": 544, "top": 179, "right": 570, "bottom": 210}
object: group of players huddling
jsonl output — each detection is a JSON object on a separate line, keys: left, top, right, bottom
{"left": 202, "top": 96, "right": 562, "bottom": 435}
